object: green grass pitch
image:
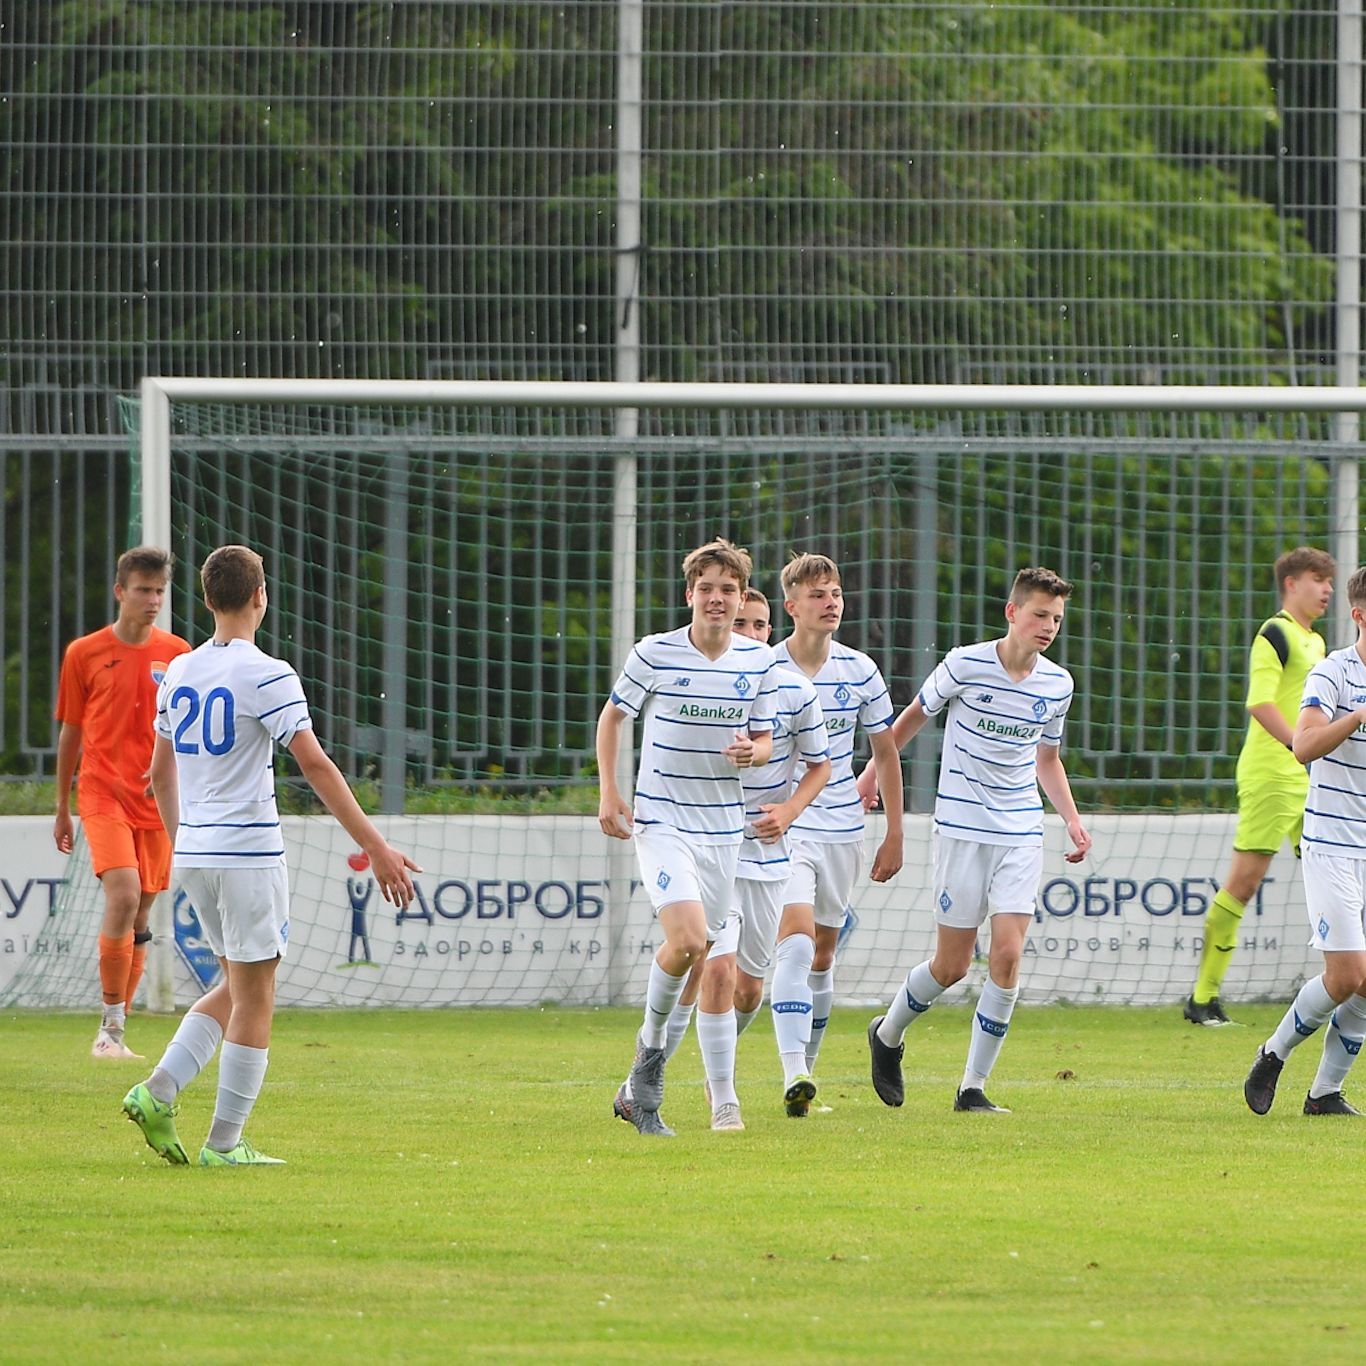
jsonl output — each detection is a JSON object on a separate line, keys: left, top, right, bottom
{"left": 3, "top": 1004, "right": 1365, "bottom": 1364}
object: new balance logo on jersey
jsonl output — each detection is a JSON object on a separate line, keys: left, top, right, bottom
{"left": 976, "top": 692, "right": 993, "bottom": 703}
{"left": 675, "top": 677, "right": 691, "bottom": 687}
{"left": 678, "top": 701, "right": 745, "bottom": 721}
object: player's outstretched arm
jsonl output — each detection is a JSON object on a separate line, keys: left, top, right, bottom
{"left": 287, "top": 730, "right": 420, "bottom": 906}
{"left": 856, "top": 699, "right": 928, "bottom": 810}
{"left": 1036, "top": 744, "right": 1091, "bottom": 864}
{"left": 753, "top": 756, "right": 831, "bottom": 843}
{"left": 149, "top": 734, "right": 179, "bottom": 847}
{"left": 595, "top": 701, "right": 633, "bottom": 839}
{"left": 1294, "top": 704, "right": 1366, "bottom": 764}
{"left": 868, "top": 729, "right": 904, "bottom": 881}
{"left": 52, "top": 721, "right": 82, "bottom": 854}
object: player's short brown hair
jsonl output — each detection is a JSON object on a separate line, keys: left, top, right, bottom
{"left": 115, "top": 545, "right": 173, "bottom": 586}
{"left": 682, "top": 538, "right": 751, "bottom": 592}
{"left": 1346, "top": 566, "right": 1366, "bottom": 610}
{"left": 1274, "top": 546, "right": 1335, "bottom": 593}
{"left": 201, "top": 545, "right": 265, "bottom": 613}
{"left": 1010, "top": 566, "right": 1073, "bottom": 605}
{"left": 780, "top": 552, "right": 841, "bottom": 598}
{"left": 742, "top": 587, "right": 768, "bottom": 608}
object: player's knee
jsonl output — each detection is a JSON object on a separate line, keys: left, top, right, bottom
{"left": 674, "top": 931, "right": 708, "bottom": 965}
{"left": 930, "top": 955, "right": 969, "bottom": 988}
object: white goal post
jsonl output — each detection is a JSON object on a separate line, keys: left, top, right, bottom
{"left": 129, "top": 378, "right": 1366, "bottom": 1013}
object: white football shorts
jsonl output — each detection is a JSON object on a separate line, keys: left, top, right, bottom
{"left": 634, "top": 826, "right": 739, "bottom": 937}
{"left": 177, "top": 864, "right": 290, "bottom": 963}
{"left": 710, "top": 877, "right": 785, "bottom": 977}
{"left": 932, "top": 832, "right": 1042, "bottom": 929}
{"left": 1301, "top": 844, "right": 1366, "bottom": 953}
{"left": 785, "top": 838, "right": 861, "bottom": 929}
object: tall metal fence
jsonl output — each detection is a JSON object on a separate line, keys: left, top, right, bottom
{"left": 1, "top": 1, "right": 1357, "bottom": 781}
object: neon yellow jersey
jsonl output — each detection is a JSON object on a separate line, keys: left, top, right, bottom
{"left": 1235, "top": 610, "right": 1325, "bottom": 789}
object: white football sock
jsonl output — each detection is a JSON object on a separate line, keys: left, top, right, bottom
{"left": 101, "top": 1001, "right": 127, "bottom": 1032}
{"left": 771, "top": 934, "right": 815, "bottom": 1082}
{"left": 806, "top": 967, "right": 835, "bottom": 1070}
{"left": 641, "top": 960, "right": 687, "bottom": 1049}
{"left": 1310, "top": 993, "right": 1366, "bottom": 1099}
{"left": 962, "top": 977, "right": 1019, "bottom": 1090}
{"left": 148, "top": 1011, "right": 223, "bottom": 1103}
{"left": 664, "top": 1001, "right": 696, "bottom": 1060}
{"left": 205, "top": 1042, "right": 268, "bottom": 1153}
{"left": 878, "top": 960, "right": 947, "bottom": 1046}
{"left": 697, "top": 1008, "right": 739, "bottom": 1109}
{"left": 1268, "top": 975, "right": 1337, "bottom": 1061}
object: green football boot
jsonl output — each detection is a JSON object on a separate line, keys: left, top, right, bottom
{"left": 122, "top": 1082, "right": 189, "bottom": 1166}
{"left": 784, "top": 1074, "right": 817, "bottom": 1118}
{"left": 198, "top": 1137, "right": 286, "bottom": 1167}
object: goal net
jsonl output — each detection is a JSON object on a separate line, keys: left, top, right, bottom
{"left": 7, "top": 380, "right": 1357, "bottom": 1012}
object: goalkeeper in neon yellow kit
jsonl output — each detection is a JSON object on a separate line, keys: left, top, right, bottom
{"left": 1185, "top": 546, "right": 1335, "bottom": 1025}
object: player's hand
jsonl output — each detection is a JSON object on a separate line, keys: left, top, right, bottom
{"left": 141, "top": 765, "right": 154, "bottom": 798}
{"left": 1064, "top": 819, "right": 1091, "bottom": 864}
{"left": 53, "top": 808, "right": 74, "bottom": 855}
{"left": 599, "top": 793, "right": 633, "bottom": 840}
{"left": 856, "top": 762, "right": 881, "bottom": 811}
{"left": 870, "top": 833, "right": 903, "bottom": 882}
{"left": 368, "top": 844, "right": 421, "bottom": 908}
{"left": 722, "top": 729, "right": 756, "bottom": 768}
{"left": 752, "top": 802, "right": 793, "bottom": 844}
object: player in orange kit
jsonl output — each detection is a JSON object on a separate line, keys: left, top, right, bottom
{"left": 53, "top": 547, "right": 191, "bottom": 1058}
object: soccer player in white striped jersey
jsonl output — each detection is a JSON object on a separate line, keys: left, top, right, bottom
{"left": 769, "top": 553, "right": 905, "bottom": 1117}
{"left": 861, "top": 567, "right": 1090, "bottom": 1114}
{"left": 597, "top": 539, "right": 778, "bottom": 1137}
{"left": 611, "top": 588, "right": 831, "bottom": 1132}
{"left": 1245, "top": 564, "right": 1366, "bottom": 1117}
{"left": 121, "top": 545, "right": 418, "bottom": 1166}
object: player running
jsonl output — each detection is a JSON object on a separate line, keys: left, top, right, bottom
{"left": 121, "top": 545, "right": 418, "bottom": 1166}
{"left": 54, "top": 546, "right": 190, "bottom": 1059}
{"left": 862, "top": 567, "right": 1090, "bottom": 1114}
{"left": 597, "top": 539, "right": 778, "bottom": 1138}
{"left": 1186, "top": 547, "right": 1334, "bottom": 1026}
{"left": 1245, "top": 564, "right": 1366, "bottom": 1117}
{"left": 769, "top": 553, "right": 904, "bottom": 1117}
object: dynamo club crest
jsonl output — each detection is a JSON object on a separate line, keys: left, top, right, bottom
{"left": 173, "top": 886, "right": 223, "bottom": 993}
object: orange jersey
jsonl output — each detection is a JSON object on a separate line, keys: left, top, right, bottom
{"left": 55, "top": 624, "right": 191, "bottom": 827}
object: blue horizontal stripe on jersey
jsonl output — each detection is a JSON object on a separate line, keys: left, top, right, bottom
{"left": 823, "top": 773, "right": 854, "bottom": 787}
{"left": 795, "top": 720, "right": 826, "bottom": 734}
{"left": 644, "top": 661, "right": 772, "bottom": 679}
{"left": 655, "top": 769, "right": 733, "bottom": 781}
{"left": 655, "top": 689, "right": 764, "bottom": 702}
{"left": 1320, "top": 753, "right": 1366, "bottom": 773}
{"left": 793, "top": 822, "right": 864, "bottom": 835}
{"left": 1311, "top": 781, "right": 1366, "bottom": 801}
{"left": 256, "top": 671, "right": 296, "bottom": 689}
{"left": 864, "top": 711, "right": 894, "bottom": 731}
{"left": 1305, "top": 805, "right": 1366, "bottom": 825}
{"left": 743, "top": 779, "right": 789, "bottom": 797}
{"left": 657, "top": 715, "right": 750, "bottom": 730}
{"left": 634, "top": 817, "right": 745, "bottom": 837}
{"left": 180, "top": 820, "right": 281, "bottom": 829}
{"left": 739, "top": 858, "right": 790, "bottom": 870}
{"left": 948, "top": 766, "right": 1037, "bottom": 793}
{"left": 258, "top": 698, "right": 307, "bottom": 720}
{"left": 175, "top": 848, "right": 286, "bottom": 857}
{"left": 636, "top": 791, "right": 744, "bottom": 810}
{"left": 940, "top": 657, "right": 1072, "bottom": 702}
{"left": 1302, "top": 833, "right": 1366, "bottom": 850}
{"left": 938, "top": 790, "right": 1043, "bottom": 812}
{"left": 951, "top": 737, "right": 1036, "bottom": 769}
{"left": 620, "top": 662, "right": 652, "bottom": 691}
{"left": 649, "top": 741, "right": 732, "bottom": 756}
{"left": 814, "top": 796, "right": 863, "bottom": 812}
{"left": 933, "top": 818, "right": 1039, "bottom": 838}
{"left": 609, "top": 690, "right": 641, "bottom": 715}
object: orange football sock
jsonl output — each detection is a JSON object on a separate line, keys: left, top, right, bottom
{"left": 125, "top": 930, "right": 152, "bottom": 1011}
{"left": 97, "top": 932, "right": 134, "bottom": 1006}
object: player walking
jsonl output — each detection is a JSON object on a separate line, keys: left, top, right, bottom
{"left": 54, "top": 547, "right": 190, "bottom": 1059}
{"left": 121, "top": 545, "right": 418, "bottom": 1165}
{"left": 1245, "top": 565, "right": 1366, "bottom": 1117}
{"left": 597, "top": 539, "right": 777, "bottom": 1137}
{"left": 1186, "top": 547, "right": 1334, "bottom": 1025}
{"left": 769, "top": 553, "right": 903, "bottom": 1117}
{"left": 863, "top": 567, "right": 1090, "bottom": 1113}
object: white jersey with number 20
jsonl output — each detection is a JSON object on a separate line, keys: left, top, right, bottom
{"left": 155, "top": 638, "right": 314, "bottom": 868}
